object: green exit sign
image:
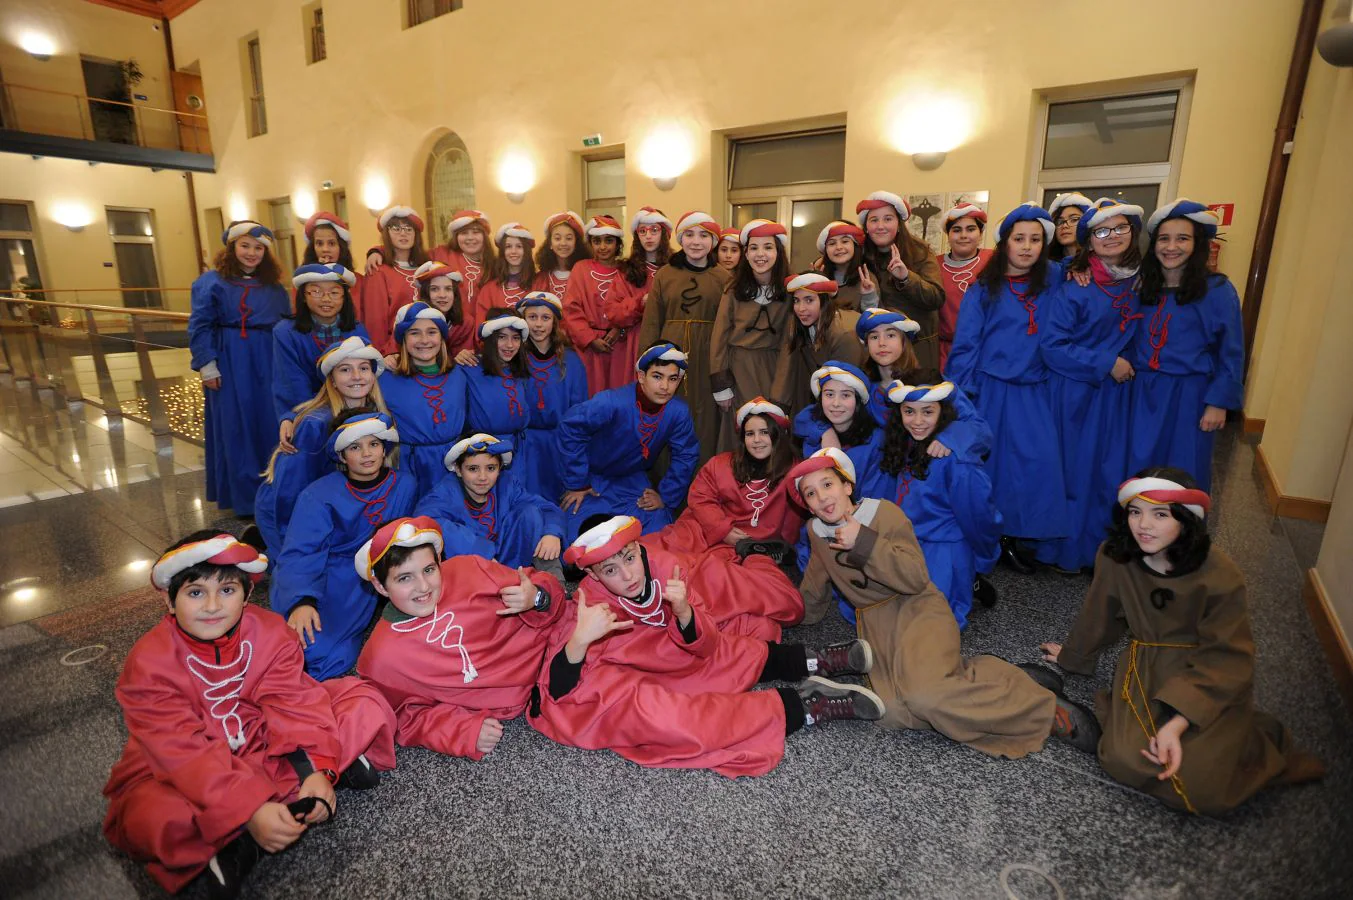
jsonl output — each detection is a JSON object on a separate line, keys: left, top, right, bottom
{"left": 582, "top": 134, "right": 603, "bottom": 147}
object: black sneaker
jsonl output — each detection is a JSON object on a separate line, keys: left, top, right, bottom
{"left": 1017, "top": 662, "right": 1064, "bottom": 694}
{"left": 973, "top": 574, "right": 998, "bottom": 608}
{"left": 735, "top": 538, "right": 792, "bottom": 564}
{"left": 205, "top": 832, "right": 261, "bottom": 900}
{"left": 797, "top": 676, "right": 885, "bottom": 724}
{"left": 239, "top": 523, "right": 266, "bottom": 553}
{"left": 1050, "top": 694, "right": 1101, "bottom": 753}
{"left": 809, "top": 639, "right": 874, "bottom": 677}
{"left": 337, "top": 753, "right": 380, "bottom": 790}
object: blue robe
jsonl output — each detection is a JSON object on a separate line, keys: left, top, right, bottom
{"left": 1126, "top": 276, "right": 1244, "bottom": 493}
{"left": 253, "top": 409, "right": 333, "bottom": 557}
{"left": 271, "top": 468, "right": 419, "bottom": 679}
{"left": 1042, "top": 276, "right": 1142, "bottom": 570}
{"left": 378, "top": 367, "right": 468, "bottom": 496}
{"left": 556, "top": 384, "right": 700, "bottom": 542}
{"left": 464, "top": 363, "right": 533, "bottom": 483}
{"left": 188, "top": 271, "right": 289, "bottom": 516}
{"left": 271, "top": 319, "right": 370, "bottom": 420}
{"left": 866, "top": 380, "right": 993, "bottom": 463}
{"left": 946, "top": 277, "right": 1067, "bottom": 542}
{"left": 883, "top": 455, "right": 1001, "bottom": 629}
{"left": 523, "top": 348, "right": 589, "bottom": 501}
{"left": 417, "top": 468, "right": 562, "bottom": 568}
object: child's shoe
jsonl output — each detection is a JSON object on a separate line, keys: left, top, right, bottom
{"left": 735, "top": 538, "right": 792, "bottom": 564}
{"left": 205, "top": 832, "right": 260, "bottom": 900}
{"left": 337, "top": 753, "right": 380, "bottom": 790}
{"left": 974, "top": 574, "right": 998, "bottom": 608}
{"left": 1016, "top": 662, "right": 1064, "bottom": 694}
{"left": 797, "top": 676, "right": 885, "bottom": 725}
{"left": 1050, "top": 694, "right": 1101, "bottom": 753}
{"left": 809, "top": 639, "right": 874, "bottom": 677}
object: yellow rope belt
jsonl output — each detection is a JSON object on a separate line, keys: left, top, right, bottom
{"left": 1122, "top": 638, "right": 1200, "bottom": 814}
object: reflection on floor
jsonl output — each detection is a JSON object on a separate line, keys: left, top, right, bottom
{"left": 1, "top": 385, "right": 1349, "bottom": 898}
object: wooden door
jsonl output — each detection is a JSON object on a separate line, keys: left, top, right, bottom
{"left": 170, "top": 71, "right": 211, "bottom": 155}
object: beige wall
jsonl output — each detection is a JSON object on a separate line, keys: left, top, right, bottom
{"left": 1316, "top": 421, "right": 1353, "bottom": 654}
{"left": 166, "top": 0, "right": 1298, "bottom": 294}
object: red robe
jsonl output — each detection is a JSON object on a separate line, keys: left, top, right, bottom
{"left": 358, "top": 264, "right": 422, "bottom": 355}
{"left": 936, "top": 249, "right": 994, "bottom": 372}
{"left": 563, "top": 260, "right": 642, "bottom": 395}
{"left": 103, "top": 606, "right": 397, "bottom": 892}
{"left": 645, "top": 452, "right": 804, "bottom": 558}
{"left": 473, "top": 276, "right": 530, "bottom": 332}
{"left": 533, "top": 268, "right": 572, "bottom": 299}
{"left": 529, "top": 568, "right": 785, "bottom": 778}
{"left": 356, "top": 556, "right": 565, "bottom": 760}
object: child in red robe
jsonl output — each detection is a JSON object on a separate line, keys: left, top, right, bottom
{"left": 355, "top": 517, "right": 565, "bottom": 760}
{"left": 528, "top": 516, "right": 884, "bottom": 778}
{"left": 936, "top": 203, "right": 995, "bottom": 372}
{"left": 358, "top": 206, "right": 431, "bottom": 355}
{"left": 563, "top": 215, "right": 641, "bottom": 394}
{"left": 473, "top": 222, "right": 538, "bottom": 326}
{"left": 102, "top": 532, "right": 396, "bottom": 898}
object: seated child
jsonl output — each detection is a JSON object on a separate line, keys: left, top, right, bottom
{"left": 1039, "top": 469, "right": 1324, "bottom": 814}
{"left": 793, "top": 448, "right": 1098, "bottom": 757}
{"left": 417, "top": 432, "right": 563, "bottom": 571}
{"left": 556, "top": 340, "right": 700, "bottom": 541}
{"left": 355, "top": 517, "right": 566, "bottom": 760}
{"left": 878, "top": 377, "right": 1001, "bottom": 628}
{"left": 102, "top": 532, "right": 396, "bottom": 898}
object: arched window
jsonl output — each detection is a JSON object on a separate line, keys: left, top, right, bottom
{"left": 424, "top": 132, "right": 476, "bottom": 243}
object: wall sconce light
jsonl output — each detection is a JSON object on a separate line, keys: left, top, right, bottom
{"left": 652, "top": 176, "right": 677, "bottom": 192}
{"left": 361, "top": 177, "right": 391, "bottom": 215}
{"left": 639, "top": 125, "right": 693, "bottom": 195}
{"left": 20, "top": 32, "right": 56, "bottom": 61}
{"left": 498, "top": 152, "right": 536, "bottom": 205}
{"left": 911, "top": 152, "right": 947, "bottom": 171}
{"left": 291, "top": 191, "right": 317, "bottom": 221}
{"left": 52, "top": 201, "right": 93, "bottom": 232}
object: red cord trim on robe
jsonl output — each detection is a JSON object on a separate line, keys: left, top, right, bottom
{"left": 414, "top": 373, "right": 449, "bottom": 425}
{"left": 636, "top": 398, "right": 665, "bottom": 460}
{"left": 465, "top": 492, "right": 498, "bottom": 542}
{"left": 347, "top": 471, "right": 398, "bottom": 525}
{"left": 1147, "top": 295, "right": 1172, "bottom": 371}
{"left": 1095, "top": 280, "right": 1144, "bottom": 333}
{"left": 237, "top": 285, "right": 254, "bottom": 339}
{"left": 501, "top": 375, "right": 524, "bottom": 418}
{"left": 527, "top": 354, "right": 555, "bottom": 410}
{"left": 942, "top": 257, "right": 982, "bottom": 293}
{"left": 1007, "top": 276, "right": 1038, "bottom": 335}
{"left": 895, "top": 470, "right": 914, "bottom": 505}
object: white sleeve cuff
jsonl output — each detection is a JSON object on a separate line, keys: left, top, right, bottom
{"left": 712, "top": 388, "right": 734, "bottom": 403}
{"left": 199, "top": 361, "right": 221, "bottom": 382}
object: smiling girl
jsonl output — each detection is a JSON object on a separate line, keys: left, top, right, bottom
{"left": 856, "top": 191, "right": 946, "bottom": 369}
{"left": 815, "top": 220, "right": 879, "bottom": 312}
{"left": 359, "top": 206, "right": 430, "bottom": 355}
{"left": 474, "top": 222, "right": 538, "bottom": 326}
{"left": 936, "top": 204, "right": 994, "bottom": 372}
{"left": 302, "top": 211, "right": 364, "bottom": 310}
{"left": 771, "top": 272, "right": 863, "bottom": 414}
{"left": 434, "top": 209, "right": 496, "bottom": 308}
{"left": 562, "top": 215, "right": 641, "bottom": 394}
{"left": 534, "top": 211, "right": 591, "bottom": 299}
{"left": 272, "top": 263, "right": 369, "bottom": 420}
{"left": 1046, "top": 192, "right": 1094, "bottom": 265}
{"left": 512, "top": 291, "right": 588, "bottom": 501}
{"left": 464, "top": 310, "right": 533, "bottom": 476}
{"left": 411, "top": 260, "right": 474, "bottom": 360}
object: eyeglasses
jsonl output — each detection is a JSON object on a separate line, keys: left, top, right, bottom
{"left": 387, "top": 224, "right": 415, "bottom": 235}
{"left": 1055, "top": 215, "right": 1082, "bottom": 229}
{"left": 1091, "top": 223, "right": 1133, "bottom": 240}
{"left": 635, "top": 225, "right": 665, "bottom": 237}
{"left": 304, "top": 286, "right": 345, "bottom": 299}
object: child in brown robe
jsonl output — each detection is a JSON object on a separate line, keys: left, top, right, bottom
{"left": 1040, "top": 467, "right": 1324, "bottom": 815}
{"left": 791, "top": 448, "right": 1098, "bottom": 758}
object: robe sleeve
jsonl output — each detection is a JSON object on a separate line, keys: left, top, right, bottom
{"left": 895, "top": 251, "right": 945, "bottom": 312}
{"left": 936, "top": 384, "right": 993, "bottom": 463}
{"left": 507, "top": 477, "right": 564, "bottom": 539}
{"left": 187, "top": 274, "right": 220, "bottom": 372}
{"left": 799, "top": 534, "right": 834, "bottom": 626}
{"left": 566, "top": 351, "right": 591, "bottom": 405}
{"left": 1041, "top": 284, "right": 1117, "bottom": 383}
{"left": 272, "top": 489, "right": 336, "bottom": 618}
{"left": 1055, "top": 549, "right": 1130, "bottom": 675}
{"left": 415, "top": 477, "right": 471, "bottom": 544}
{"left": 793, "top": 405, "right": 829, "bottom": 448}
{"left": 603, "top": 279, "right": 645, "bottom": 329}
{"left": 1204, "top": 278, "right": 1245, "bottom": 410}
{"left": 555, "top": 394, "right": 609, "bottom": 491}
{"left": 769, "top": 328, "right": 798, "bottom": 409}
{"left": 656, "top": 406, "right": 700, "bottom": 510}
{"left": 393, "top": 694, "right": 492, "bottom": 760}
{"left": 252, "top": 633, "right": 343, "bottom": 775}
{"left": 843, "top": 507, "right": 934, "bottom": 597}
{"left": 636, "top": 274, "right": 667, "bottom": 351}
{"left": 561, "top": 270, "right": 603, "bottom": 349}
{"left": 115, "top": 659, "right": 276, "bottom": 844}
{"left": 686, "top": 459, "right": 735, "bottom": 545}
{"left": 1153, "top": 576, "right": 1255, "bottom": 731}
{"left": 709, "top": 290, "right": 736, "bottom": 398}
{"left": 666, "top": 597, "right": 720, "bottom": 660}
{"left": 271, "top": 329, "right": 313, "bottom": 421}
{"left": 945, "top": 282, "right": 987, "bottom": 390}
{"left": 358, "top": 273, "right": 397, "bottom": 356}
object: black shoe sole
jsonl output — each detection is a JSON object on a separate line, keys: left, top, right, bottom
{"left": 1017, "top": 662, "right": 1065, "bottom": 694}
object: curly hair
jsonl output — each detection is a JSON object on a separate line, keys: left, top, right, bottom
{"left": 1102, "top": 465, "right": 1211, "bottom": 575}
{"left": 622, "top": 225, "right": 672, "bottom": 287}
{"left": 213, "top": 231, "right": 282, "bottom": 285}
{"left": 879, "top": 395, "right": 957, "bottom": 480}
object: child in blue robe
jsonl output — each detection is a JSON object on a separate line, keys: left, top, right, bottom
{"left": 271, "top": 263, "right": 370, "bottom": 420}
{"left": 464, "top": 310, "right": 533, "bottom": 481}
{"left": 518, "top": 291, "right": 589, "bottom": 501}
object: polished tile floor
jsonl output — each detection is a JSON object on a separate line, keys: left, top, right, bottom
{"left": 1, "top": 373, "right": 1349, "bottom": 899}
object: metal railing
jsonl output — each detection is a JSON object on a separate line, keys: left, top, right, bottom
{"left": 0, "top": 290, "right": 204, "bottom": 444}
{"left": 0, "top": 80, "right": 211, "bottom": 155}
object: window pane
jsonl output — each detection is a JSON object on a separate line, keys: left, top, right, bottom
{"left": 730, "top": 203, "right": 778, "bottom": 231}
{"left": 0, "top": 238, "right": 41, "bottom": 290}
{"left": 586, "top": 157, "right": 625, "bottom": 201}
{"left": 789, "top": 199, "right": 841, "bottom": 272}
{"left": 1040, "top": 184, "right": 1160, "bottom": 226}
{"left": 1043, "top": 92, "right": 1177, "bottom": 169}
{"left": 583, "top": 201, "right": 626, "bottom": 229}
{"left": 0, "top": 202, "right": 33, "bottom": 233}
{"left": 108, "top": 209, "right": 153, "bottom": 237}
{"left": 114, "top": 243, "right": 161, "bottom": 308}
{"left": 731, "top": 132, "right": 845, "bottom": 191}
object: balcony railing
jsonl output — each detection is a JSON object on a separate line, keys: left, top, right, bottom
{"left": 0, "top": 290, "right": 203, "bottom": 444}
{"left": 0, "top": 80, "right": 210, "bottom": 156}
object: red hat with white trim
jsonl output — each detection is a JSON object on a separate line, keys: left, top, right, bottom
{"left": 303, "top": 211, "right": 351, "bottom": 245}
{"left": 413, "top": 260, "right": 463, "bottom": 284}
{"left": 563, "top": 515, "right": 642, "bottom": 567}
{"left": 151, "top": 534, "right": 269, "bottom": 591}
{"left": 942, "top": 204, "right": 988, "bottom": 230}
{"left": 495, "top": 222, "right": 534, "bottom": 245}
{"left": 719, "top": 227, "right": 741, "bottom": 245}
{"left": 787, "top": 447, "right": 856, "bottom": 507}
{"left": 736, "top": 396, "right": 789, "bottom": 430}
{"left": 629, "top": 206, "right": 673, "bottom": 233}
{"left": 675, "top": 211, "right": 720, "bottom": 239}
{"left": 1117, "top": 476, "right": 1211, "bottom": 520}
{"left": 378, "top": 206, "right": 424, "bottom": 233}
{"left": 739, "top": 218, "right": 788, "bottom": 248}
{"left": 586, "top": 215, "right": 625, "bottom": 239}
{"left": 855, "top": 191, "right": 911, "bottom": 226}
{"left": 785, "top": 272, "right": 838, "bottom": 296}
{"left": 816, "top": 220, "right": 865, "bottom": 253}
{"left": 355, "top": 516, "right": 444, "bottom": 583}
{"left": 446, "top": 209, "right": 489, "bottom": 237}
{"left": 543, "top": 211, "right": 585, "bottom": 239}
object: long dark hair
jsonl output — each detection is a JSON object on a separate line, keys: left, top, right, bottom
{"left": 1139, "top": 218, "right": 1214, "bottom": 307}
{"left": 978, "top": 229, "right": 1050, "bottom": 299}
{"left": 1068, "top": 222, "right": 1143, "bottom": 275}
{"left": 418, "top": 276, "right": 464, "bottom": 327}
{"left": 732, "top": 413, "right": 795, "bottom": 487}
{"left": 811, "top": 394, "right": 876, "bottom": 448}
{"left": 862, "top": 224, "right": 931, "bottom": 283}
{"left": 880, "top": 385, "right": 957, "bottom": 481}
{"left": 536, "top": 223, "right": 592, "bottom": 272}
{"left": 1103, "top": 465, "right": 1211, "bottom": 575}
{"left": 380, "top": 216, "right": 430, "bottom": 268}
{"left": 480, "top": 307, "right": 528, "bottom": 379}
{"left": 486, "top": 234, "right": 538, "bottom": 287}
{"left": 444, "top": 221, "right": 497, "bottom": 270}
{"left": 789, "top": 293, "right": 844, "bottom": 352}
{"left": 733, "top": 248, "right": 791, "bottom": 303}
{"left": 294, "top": 282, "right": 357, "bottom": 333}
{"left": 302, "top": 224, "right": 355, "bottom": 270}
{"left": 622, "top": 226, "right": 672, "bottom": 287}
{"left": 826, "top": 242, "right": 868, "bottom": 287}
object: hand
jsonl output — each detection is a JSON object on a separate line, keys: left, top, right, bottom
{"left": 604, "top": 327, "right": 621, "bottom": 344}
{"left": 246, "top": 801, "right": 306, "bottom": 853}
{"left": 560, "top": 487, "right": 597, "bottom": 514}
{"left": 819, "top": 429, "right": 841, "bottom": 450}
{"left": 828, "top": 512, "right": 862, "bottom": 551}
{"left": 287, "top": 605, "right": 322, "bottom": 647}
{"left": 476, "top": 717, "right": 504, "bottom": 755}
{"left": 858, "top": 265, "right": 877, "bottom": 295}
{"left": 365, "top": 250, "right": 384, "bottom": 272}
{"left": 566, "top": 587, "right": 634, "bottom": 661}
{"left": 277, "top": 418, "right": 297, "bottom": 454}
{"left": 297, "top": 771, "right": 335, "bottom": 824}
{"left": 497, "top": 567, "right": 539, "bottom": 616}
{"left": 534, "top": 535, "right": 561, "bottom": 561}
{"left": 454, "top": 348, "right": 480, "bottom": 367}
{"left": 926, "top": 438, "right": 952, "bottom": 459}
{"left": 1141, "top": 714, "right": 1188, "bottom": 780}
{"left": 636, "top": 488, "right": 664, "bottom": 511}
{"left": 203, "top": 377, "right": 222, "bottom": 391}
{"left": 811, "top": 255, "right": 826, "bottom": 273}
{"left": 1071, "top": 268, "right": 1092, "bottom": 287}
{"left": 1199, "top": 405, "right": 1226, "bottom": 432}
{"left": 723, "top": 527, "right": 751, "bottom": 547}
{"left": 589, "top": 339, "right": 613, "bottom": 354}
{"left": 383, "top": 353, "right": 399, "bottom": 369}
{"left": 1039, "top": 641, "right": 1062, "bottom": 664}
{"left": 1110, "top": 356, "right": 1135, "bottom": 383}
{"left": 887, "top": 244, "right": 908, "bottom": 280}
{"left": 665, "top": 564, "right": 691, "bottom": 626}
{"left": 716, "top": 397, "right": 733, "bottom": 412}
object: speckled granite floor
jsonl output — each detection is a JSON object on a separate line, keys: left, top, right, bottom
{"left": 1, "top": 423, "right": 1349, "bottom": 899}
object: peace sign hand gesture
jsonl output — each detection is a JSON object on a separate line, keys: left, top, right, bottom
{"left": 858, "top": 264, "right": 878, "bottom": 295}
{"left": 665, "top": 564, "right": 691, "bottom": 626}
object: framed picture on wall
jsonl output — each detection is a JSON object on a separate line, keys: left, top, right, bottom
{"left": 905, "top": 193, "right": 946, "bottom": 255}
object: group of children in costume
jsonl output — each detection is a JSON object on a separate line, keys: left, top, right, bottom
{"left": 114, "top": 191, "right": 1315, "bottom": 896}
